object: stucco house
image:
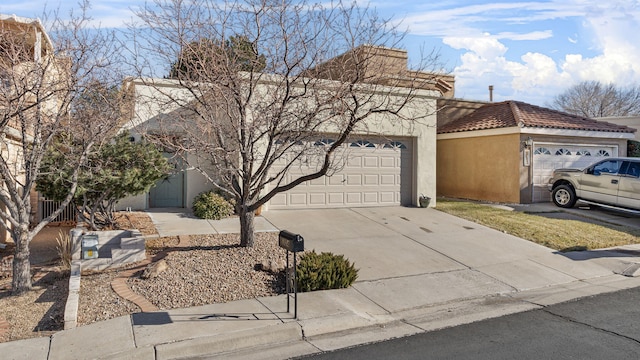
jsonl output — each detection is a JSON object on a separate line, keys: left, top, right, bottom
{"left": 119, "top": 46, "right": 454, "bottom": 211}
{"left": 437, "top": 100, "right": 636, "bottom": 204}
{"left": 0, "top": 14, "right": 65, "bottom": 241}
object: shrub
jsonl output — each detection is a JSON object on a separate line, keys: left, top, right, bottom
{"left": 296, "top": 250, "right": 358, "bottom": 292}
{"left": 192, "top": 191, "right": 234, "bottom": 220}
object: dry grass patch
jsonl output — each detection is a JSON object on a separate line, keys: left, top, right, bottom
{"left": 436, "top": 199, "right": 640, "bottom": 251}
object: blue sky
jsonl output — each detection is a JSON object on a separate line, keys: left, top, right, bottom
{"left": 2, "top": 0, "right": 639, "bottom": 106}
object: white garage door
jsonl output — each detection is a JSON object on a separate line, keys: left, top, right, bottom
{"left": 268, "top": 138, "right": 413, "bottom": 209}
{"left": 532, "top": 143, "right": 617, "bottom": 202}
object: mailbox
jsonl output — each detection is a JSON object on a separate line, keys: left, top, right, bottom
{"left": 278, "top": 230, "right": 304, "bottom": 252}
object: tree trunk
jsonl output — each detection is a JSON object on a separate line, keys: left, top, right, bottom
{"left": 12, "top": 230, "right": 32, "bottom": 294}
{"left": 239, "top": 205, "right": 255, "bottom": 247}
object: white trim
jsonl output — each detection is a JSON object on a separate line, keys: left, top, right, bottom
{"left": 522, "top": 127, "right": 634, "bottom": 139}
{"left": 438, "top": 126, "right": 634, "bottom": 140}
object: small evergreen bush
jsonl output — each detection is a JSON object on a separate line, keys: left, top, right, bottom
{"left": 192, "top": 191, "right": 234, "bottom": 220}
{"left": 296, "top": 250, "right": 358, "bottom": 292}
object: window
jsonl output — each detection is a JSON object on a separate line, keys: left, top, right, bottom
{"left": 596, "top": 150, "right": 610, "bottom": 157}
{"left": 591, "top": 159, "right": 622, "bottom": 175}
{"left": 350, "top": 140, "right": 375, "bottom": 148}
{"left": 534, "top": 147, "right": 551, "bottom": 155}
{"left": 624, "top": 161, "right": 640, "bottom": 178}
{"left": 576, "top": 150, "right": 591, "bottom": 156}
{"left": 383, "top": 141, "right": 407, "bottom": 149}
{"left": 555, "top": 148, "right": 571, "bottom": 155}
{"left": 314, "top": 138, "right": 335, "bottom": 146}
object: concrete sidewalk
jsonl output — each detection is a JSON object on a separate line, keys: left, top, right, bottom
{"left": 3, "top": 206, "right": 640, "bottom": 360}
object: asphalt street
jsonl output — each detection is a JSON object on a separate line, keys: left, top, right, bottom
{"left": 298, "top": 285, "right": 640, "bottom": 360}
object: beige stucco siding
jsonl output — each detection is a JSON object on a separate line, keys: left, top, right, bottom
{"left": 437, "top": 133, "right": 521, "bottom": 203}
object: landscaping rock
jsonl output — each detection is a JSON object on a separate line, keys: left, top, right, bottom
{"left": 141, "top": 259, "right": 168, "bottom": 279}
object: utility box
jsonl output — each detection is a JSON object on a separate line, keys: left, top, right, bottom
{"left": 81, "top": 234, "right": 99, "bottom": 259}
{"left": 278, "top": 230, "right": 304, "bottom": 253}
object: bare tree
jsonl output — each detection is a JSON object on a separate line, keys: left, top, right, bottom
{"left": 549, "top": 80, "right": 640, "bottom": 118}
{"left": 0, "top": 5, "right": 123, "bottom": 294}
{"left": 127, "top": 0, "right": 445, "bottom": 247}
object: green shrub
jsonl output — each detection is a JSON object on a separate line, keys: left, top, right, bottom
{"left": 192, "top": 191, "right": 234, "bottom": 220}
{"left": 296, "top": 250, "right": 358, "bottom": 292}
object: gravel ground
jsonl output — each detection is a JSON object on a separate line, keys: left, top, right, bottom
{"left": 128, "top": 232, "right": 286, "bottom": 310}
{"left": 0, "top": 212, "right": 286, "bottom": 342}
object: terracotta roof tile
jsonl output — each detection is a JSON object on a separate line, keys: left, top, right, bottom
{"left": 438, "top": 100, "right": 636, "bottom": 134}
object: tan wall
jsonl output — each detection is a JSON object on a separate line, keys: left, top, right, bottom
{"left": 437, "top": 133, "right": 522, "bottom": 203}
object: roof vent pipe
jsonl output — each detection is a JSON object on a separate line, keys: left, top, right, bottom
{"left": 489, "top": 85, "right": 494, "bottom": 102}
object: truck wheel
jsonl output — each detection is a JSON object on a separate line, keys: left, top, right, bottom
{"left": 552, "top": 185, "right": 577, "bottom": 208}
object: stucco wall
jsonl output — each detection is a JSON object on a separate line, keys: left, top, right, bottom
{"left": 437, "top": 133, "right": 521, "bottom": 203}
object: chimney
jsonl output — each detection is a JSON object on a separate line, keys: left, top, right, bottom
{"left": 489, "top": 85, "right": 494, "bottom": 102}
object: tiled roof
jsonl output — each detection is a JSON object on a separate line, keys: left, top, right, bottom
{"left": 437, "top": 100, "right": 636, "bottom": 134}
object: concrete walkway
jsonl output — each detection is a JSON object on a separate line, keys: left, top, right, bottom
{"left": 3, "top": 206, "right": 640, "bottom": 360}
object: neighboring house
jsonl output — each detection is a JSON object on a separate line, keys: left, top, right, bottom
{"left": 120, "top": 46, "right": 454, "bottom": 211}
{"left": 0, "top": 14, "right": 63, "bottom": 242}
{"left": 437, "top": 100, "right": 636, "bottom": 204}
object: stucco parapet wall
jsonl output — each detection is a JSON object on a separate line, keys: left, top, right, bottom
{"left": 126, "top": 70, "right": 442, "bottom": 98}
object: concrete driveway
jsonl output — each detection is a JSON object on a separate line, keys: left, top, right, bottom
{"left": 263, "top": 207, "right": 634, "bottom": 297}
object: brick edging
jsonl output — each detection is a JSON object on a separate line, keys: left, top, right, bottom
{"left": 109, "top": 235, "right": 191, "bottom": 313}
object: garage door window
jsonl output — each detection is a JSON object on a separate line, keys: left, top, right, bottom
{"left": 314, "top": 138, "right": 335, "bottom": 146}
{"left": 350, "top": 140, "right": 375, "bottom": 148}
{"left": 534, "top": 147, "right": 551, "bottom": 155}
{"left": 384, "top": 141, "right": 407, "bottom": 149}
{"left": 576, "top": 150, "right": 591, "bottom": 156}
{"left": 555, "top": 148, "right": 571, "bottom": 155}
{"left": 596, "top": 150, "right": 611, "bottom": 156}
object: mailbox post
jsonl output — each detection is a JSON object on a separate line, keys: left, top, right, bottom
{"left": 278, "top": 230, "right": 304, "bottom": 319}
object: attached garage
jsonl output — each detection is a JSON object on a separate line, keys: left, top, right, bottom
{"left": 531, "top": 143, "right": 618, "bottom": 202}
{"left": 269, "top": 137, "right": 413, "bottom": 209}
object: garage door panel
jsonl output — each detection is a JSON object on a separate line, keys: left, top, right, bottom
{"left": 328, "top": 175, "right": 345, "bottom": 185}
{"left": 364, "top": 174, "right": 379, "bottom": 185}
{"left": 309, "top": 193, "right": 326, "bottom": 205}
{"left": 380, "top": 174, "right": 395, "bottom": 185}
{"left": 363, "top": 192, "right": 378, "bottom": 203}
{"left": 380, "top": 157, "right": 395, "bottom": 167}
{"left": 363, "top": 156, "right": 378, "bottom": 167}
{"left": 328, "top": 193, "right": 344, "bottom": 204}
{"left": 380, "top": 192, "right": 395, "bottom": 203}
{"left": 346, "top": 192, "right": 362, "bottom": 204}
{"left": 289, "top": 193, "right": 307, "bottom": 206}
{"left": 347, "top": 174, "right": 362, "bottom": 185}
{"left": 347, "top": 157, "right": 362, "bottom": 167}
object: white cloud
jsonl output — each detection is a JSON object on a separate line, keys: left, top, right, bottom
{"left": 396, "top": 0, "right": 640, "bottom": 105}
